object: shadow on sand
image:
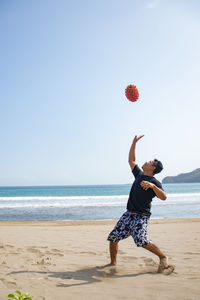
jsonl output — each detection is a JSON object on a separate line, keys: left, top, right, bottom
{"left": 8, "top": 266, "right": 157, "bottom": 288}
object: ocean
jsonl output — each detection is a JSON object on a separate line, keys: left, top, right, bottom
{"left": 0, "top": 183, "right": 200, "bottom": 221}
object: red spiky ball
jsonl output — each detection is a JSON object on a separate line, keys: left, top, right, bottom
{"left": 125, "top": 84, "right": 139, "bottom": 102}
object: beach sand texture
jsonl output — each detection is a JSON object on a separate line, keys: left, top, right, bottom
{"left": 0, "top": 218, "right": 200, "bottom": 300}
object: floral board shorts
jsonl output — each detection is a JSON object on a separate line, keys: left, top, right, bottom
{"left": 107, "top": 211, "right": 151, "bottom": 247}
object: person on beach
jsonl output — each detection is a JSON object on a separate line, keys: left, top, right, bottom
{"left": 104, "top": 135, "right": 174, "bottom": 273}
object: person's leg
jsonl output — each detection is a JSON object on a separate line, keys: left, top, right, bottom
{"left": 131, "top": 215, "right": 173, "bottom": 273}
{"left": 142, "top": 242, "right": 169, "bottom": 271}
{"left": 131, "top": 215, "right": 165, "bottom": 258}
{"left": 142, "top": 242, "right": 166, "bottom": 259}
{"left": 110, "top": 241, "right": 118, "bottom": 265}
{"left": 102, "top": 241, "right": 119, "bottom": 267}
{"left": 99, "top": 212, "right": 131, "bottom": 268}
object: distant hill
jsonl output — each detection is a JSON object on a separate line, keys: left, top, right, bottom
{"left": 162, "top": 168, "right": 200, "bottom": 183}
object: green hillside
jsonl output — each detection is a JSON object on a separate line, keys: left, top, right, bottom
{"left": 162, "top": 168, "right": 200, "bottom": 183}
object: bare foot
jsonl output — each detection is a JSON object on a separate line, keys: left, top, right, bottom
{"left": 157, "top": 256, "right": 168, "bottom": 272}
{"left": 97, "top": 263, "right": 116, "bottom": 269}
{"left": 157, "top": 256, "right": 175, "bottom": 275}
{"left": 163, "top": 265, "right": 175, "bottom": 275}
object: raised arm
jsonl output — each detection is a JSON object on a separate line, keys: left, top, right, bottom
{"left": 128, "top": 135, "right": 144, "bottom": 170}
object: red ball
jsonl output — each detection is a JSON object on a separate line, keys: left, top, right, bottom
{"left": 125, "top": 84, "right": 139, "bottom": 102}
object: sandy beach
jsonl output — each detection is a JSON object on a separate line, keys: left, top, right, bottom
{"left": 0, "top": 218, "right": 200, "bottom": 300}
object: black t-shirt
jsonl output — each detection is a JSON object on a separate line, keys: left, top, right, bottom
{"left": 126, "top": 165, "right": 164, "bottom": 217}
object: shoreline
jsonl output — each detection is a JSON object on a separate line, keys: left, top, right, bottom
{"left": 0, "top": 217, "right": 200, "bottom": 226}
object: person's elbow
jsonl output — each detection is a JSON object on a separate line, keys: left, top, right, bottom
{"left": 128, "top": 159, "right": 133, "bottom": 168}
{"left": 128, "top": 160, "right": 136, "bottom": 170}
{"left": 160, "top": 193, "right": 167, "bottom": 201}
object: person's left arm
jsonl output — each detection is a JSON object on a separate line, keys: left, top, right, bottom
{"left": 140, "top": 181, "right": 167, "bottom": 200}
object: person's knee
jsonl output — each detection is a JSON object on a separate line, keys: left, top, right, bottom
{"left": 142, "top": 243, "right": 149, "bottom": 249}
{"left": 110, "top": 241, "right": 118, "bottom": 248}
{"left": 133, "top": 236, "right": 151, "bottom": 247}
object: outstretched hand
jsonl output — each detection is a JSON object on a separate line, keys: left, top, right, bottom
{"left": 133, "top": 135, "right": 144, "bottom": 144}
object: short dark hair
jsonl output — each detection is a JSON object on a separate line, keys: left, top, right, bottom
{"left": 153, "top": 159, "right": 163, "bottom": 175}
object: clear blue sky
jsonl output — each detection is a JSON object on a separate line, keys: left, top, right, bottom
{"left": 0, "top": 0, "right": 200, "bottom": 186}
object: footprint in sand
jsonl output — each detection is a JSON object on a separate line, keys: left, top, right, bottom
{"left": 118, "top": 250, "right": 126, "bottom": 255}
{"left": 143, "top": 258, "right": 157, "bottom": 267}
{"left": 53, "top": 253, "right": 64, "bottom": 257}
{"left": 37, "top": 257, "right": 51, "bottom": 265}
{"left": 122, "top": 256, "right": 138, "bottom": 262}
{"left": 27, "top": 247, "right": 42, "bottom": 254}
{"left": 184, "top": 251, "right": 200, "bottom": 255}
{"left": 10, "top": 252, "right": 20, "bottom": 255}
{"left": 1, "top": 260, "right": 9, "bottom": 268}
{"left": 5, "top": 244, "right": 14, "bottom": 248}
{"left": 43, "top": 250, "right": 52, "bottom": 255}
{"left": 5, "top": 280, "right": 17, "bottom": 288}
{"left": 51, "top": 249, "right": 64, "bottom": 256}
{"left": 52, "top": 248, "right": 60, "bottom": 252}
{"left": 80, "top": 251, "right": 96, "bottom": 255}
